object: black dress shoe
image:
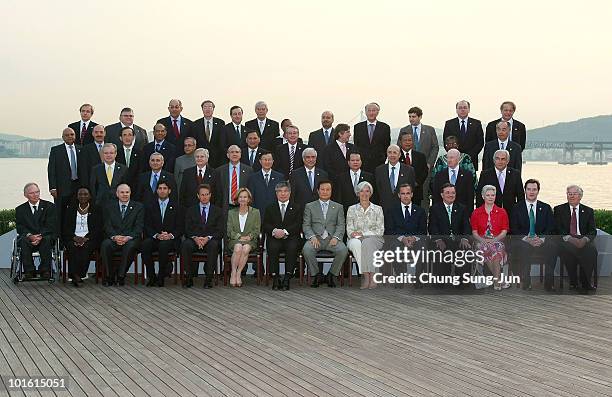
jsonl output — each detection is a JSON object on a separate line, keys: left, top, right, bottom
{"left": 282, "top": 275, "right": 291, "bottom": 291}
{"left": 146, "top": 276, "right": 157, "bottom": 287}
{"left": 157, "top": 277, "right": 165, "bottom": 287}
{"left": 310, "top": 275, "right": 319, "bottom": 288}
{"left": 118, "top": 277, "right": 125, "bottom": 286}
{"left": 327, "top": 274, "right": 337, "bottom": 288}
{"left": 71, "top": 278, "right": 80, "bottom": 288}
{"left": 104, "top": 278, "right": 114, "bottom": 286}
{"left": 203, "top": 277, "right": 212, "bottom": 289}
{"left": 184, "top": 277, "right": 193, "bottom": 288}
{"left": 272, "top": 275, "right": 280, "bottom": 290}
{"left": 40, "top": 270, "right": 51, "bottom": 279}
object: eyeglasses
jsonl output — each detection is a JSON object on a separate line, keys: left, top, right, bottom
{"left": 567, "top": 192, "right": 581, "bottom": 196}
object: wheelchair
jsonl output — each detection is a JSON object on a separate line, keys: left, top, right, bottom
{"left": 9, "top": 236, "right": 61, "bottom": 284}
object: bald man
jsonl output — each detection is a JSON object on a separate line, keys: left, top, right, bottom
{"left": 156, "top": 99, "right": 193, "bottom": 153}
{"left": 308, "top": 111, "right": 335, "bottom": 158}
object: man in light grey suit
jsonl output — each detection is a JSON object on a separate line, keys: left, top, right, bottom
{"left": 212, "top": 144, "right": 253, "bottom": 215}
{"left": 398, "top": 107, "right": 439, "bottom": 212}
{"left": 174, "top": 136, "right": 197, "bottom": 192}
{"left": 302, "top": 180, "right": 348, "bottom": 288}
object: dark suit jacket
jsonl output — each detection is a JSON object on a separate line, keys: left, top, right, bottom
{"left": 289, "top": 167, "right": 329, "bottom": 208}
{"left": 240, "top": 147, "right": 266, "bottom": 172}
{"left": 308, "top": 128, "right": 334, "bottom": 160}
{"left": 432, "top": 167, "right": 475, "bottom": 213}
{"left": 184, "top": 203, "right": 223, "bottom": 239}
{"left": 212, "top": 162, "right": 253, "bottom": 212}
{"left": 115, "top": 145, "right": 143, "bottom": 190}
{"left": 245, "top": 118, "right": 280, "bottom": 152}
{"left": 61, "top": 204, "right": 103, "bottom": 246}
{"left": 223, "top": 123, "right": 247, "bottom": 149}
{"left": 476, "top": 167, "right": 524, "bottom": 217}
{"left": 89, "top": 162, "right": 127, "bottom": 206}
{"left": 105, "top": 123, "right": 148, "bottom": 151}
{"left": 141, "top": 140, "right": 177, "bottom": 173}
{"left": 399, "top": 149, "right": 428, "bottom": 203}
{"left": 69, "top": 121, "right": 98, "bottom": 146}
{"left": 486, "top": 118, "right": 527, "bottom": 151}
{"left": 428, "top": 201, "right": 471, "bottom": 237}
{"left": 103, "top": 200, "right": 144, "bottom": 239}
{"left": 263, "top": 201, "right": 303, "bottom": 239}
{"left": 353, "top": 120, "right": 391, "bottom": 173}
{"left": 80, "top": 142, "right": 104, "bottom": 189}
{"left": 16, "top": 200, "right": 57, "bottom": 239}
{"left": 333, "top": 170, "right": 376, "bottom": 210}
{"left": 482, "top": 140, "right": 522, "bottom": 172}
{"left": 134, "top": 170, "right": 178, "bottom": 205}
{"left": 192, "top": 117, "right": 227, "bottom": 169}
{"left": 321, "top": 141, "right": 354, "bottom": 182}
{"left": 179, "top": 165, "right": 215, "bottom": 208}
{"left": 144, "top": 199, "right": 184, "bottom": 248}
{"left": 274, "top": 142, "right": 308, "bottom": 179}
{"left": 384, "top": 203, "right": 427, "bottom": 236}
{"left": 375, "top": 163, "right": 417, "bottom": 210}
{"left": 553, "top": 203, "right": 597, "bottom": 240}
{"left": 247, "top": 169, "right": 285, "bottom": 212}
{"left": 156, "top": 116, "right": 193, "bottom": 152}
{"left": 510, "top": 200, "right": 556, "bottom": 237}
{"left": 48, "top": 143, "right": 83, "bottom": 197}
{"left": 443, "top": 117, "right": 484, "bottom": 171}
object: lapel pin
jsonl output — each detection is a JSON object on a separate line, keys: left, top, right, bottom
{"left": 129, "top": 206, "right": 133, "bottom": 210}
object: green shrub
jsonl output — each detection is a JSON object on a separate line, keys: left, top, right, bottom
{"left": 595, "top": 210, "right": 612, "bottom": 235}
{"left": 0, "top": 209, "right": 16, "bottom": 235}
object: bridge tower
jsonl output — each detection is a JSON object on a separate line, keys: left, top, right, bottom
{"left": 559, "top": 142, "right": 578, "bottom": 165}
{"left": 587, "top": 142, "right": 608, "bottom": 165}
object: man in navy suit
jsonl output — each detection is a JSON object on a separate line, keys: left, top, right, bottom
{"left": 384, "top": 184, "right": 427, "bottom": 287}
{"left": 353, "top": 102, "right": 391, "bottom": 173}
{"left": 289, "top": 148, "right": 329, "bottom": 208}
{"left": 308, "top": 111, "right": 335, "bottom": 161}
{"left": 482, "top": 121, "right": 522, "bottom": 172}
{"left": 510, "top": 179, "right": 557, "bottom": 291}
{"left": 68, "top": 103, "right": 98, "bottom": 146}
{"left": 134, "top": 152, "right": 178, "bottom": 206}
{"left": 245, "top": 101, "right": 281, "bottom": 152}
{"left": 443, "top": 100, "right": 484, "bottom": 171}
{"left": 486, "top": 101, "right": 527, "bottom": 151}
{"left": 142, "top": 181, "right": 183, "bottom": 287}
{"left": 274, "top": 124, "right": 307, "bottom": 179}
{"left": 247, "top": 151, "right": 284, "bottom": 215}
{"left": 156, "top": 99, "right": 192, "bottom": 152}
{"left": 141, "top": 123, "right": 176, "bottom": 173}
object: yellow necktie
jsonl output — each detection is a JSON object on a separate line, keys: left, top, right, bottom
{"left": 106, "top": 165, "right": 113, "bottom": 185}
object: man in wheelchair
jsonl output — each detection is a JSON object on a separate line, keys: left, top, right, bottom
{"left": 15, "top": 183, "right": 57, "bottom": 279}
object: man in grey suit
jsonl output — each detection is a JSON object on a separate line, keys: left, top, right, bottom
{"left": 174, "top": 136, "right": 197, "bottom": 192}
{"left": 105, "top": 107, "right": 149, "bottom": 151}
{"left": 302, "top": 180, "right": 348, "bottom": 288}
{"left": 398, "top": 107, "right": 439, "bottom": 212}
{"left": 212, "top": 145, "right": 253, "bottom": 214}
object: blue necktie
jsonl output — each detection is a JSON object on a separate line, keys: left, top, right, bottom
{"left": 151, "top": 173, "right": 158, "bottom": 192}
{"left": 390, "top": 166, "right": 396, "bottom": 191}
{"left": 324, "top": 129, "right": 330, "bottom": 144}
{"left": 121, "top": 204, "right": 127, "bottom": 219}
{"left": 155, "top": 143, "right": 161, "bottom": 152}
{"left": 413, "top": 126, "right": 419, "bottom": 151}
{"left": 69, "top": 145, "right": 78, "bottom": 180}
{"left": 368, "top": 124, "right": 374, "bottom": 142}
{"left": 200, "top": 205, "right": 207, "bottom": 224}
{"left": 450, "top": 169, "right": 457, "bottom": 185}
{"left": 404, "top": 205, "right": 411, "bottom": 223}
{"left": 160, "top": 201, "right": 166, "bottom": 222}
{"left": 308, "top": 170, "right": 314, "bottom": 190}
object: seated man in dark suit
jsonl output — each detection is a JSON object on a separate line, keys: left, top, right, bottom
{"left": 485, "top": 101, "right": 527, "bottom": 151}
{"left": 482, "top": 121, "right": 522, "bottom": 172}
{"left": 69, "top": 103, "right": 98, "bottom": 146}
{"left": 476, "top": 149, "right": 524, "bottom": 219}
{"left": 398, "top": 131, "right": 428, "bottom": 206}
{"left": 274, "top": 124, "right": 307, "bottom": 179}
{"left": 134, "top": 152, "right": 178, "bottom": 206}
{"left": 289, "top": 148, "right": 329, "bottom": 208}
{"left": 240, "top": 130, "right": 265, "bottom": 172}
{"left": 156, "top": 99, "right": 192, "bottom": 152}
{"left": 263, "top": 181, "right": 303, "bottom": 291}
{"left": 321, "top": 123, "right": 354, "bottom": 182}
{"left": 247, "top": 151, "right": 284, "bottom": 215}
{"left": 90, "top": 143, "right": 127, "bottom": 206}
{"left": 100, "top": 184, "right": 144, "bottom": 286}
{"left": 15, "top": 183, "right": 57, "bottom": 279}
{"left": 79, "top": 124, "right": 106, "bottom": 188}
{"left": 115, "top": 126, "right": 143, "bottom": 190}
{"left": 142, "top": 181, "right": 183, "bottom": 287}
{"left": 180, "top": 148, "right": 215, "bottom": 208}
{"left": 375, "top": 145, "right": 416, "bottom": 210}
{"left": 432, "top": 148, "right": 475, "bottom": 214}
{"left": 428, "top": 183, "right": 471, "bottom": 286}
{"left": 554, "top": 184, "right": 598, "bottom": 294}
{"left": 510, "top": 179, "right": 557, "bottom": 291}
{"left": 181, "top": 184, "right": 223, "bottom": 288}
{"left": 384, "top": 184, "right": 427, "bottom": 287}
{"left": 308, "top": 111, "right": 334, "bottom": 163}
{"left": 142, "top": 123, "right": 176, "bottom": 173}
{"left": 333, "top": 152, "right": 376, "bottom": 212}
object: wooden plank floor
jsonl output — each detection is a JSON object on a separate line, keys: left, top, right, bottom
{"left": 0, "top": 269, "right": 611, "bottom": 397}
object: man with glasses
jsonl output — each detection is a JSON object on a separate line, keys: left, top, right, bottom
{"left": 105, "top": 107, "right": 149, "bottom": 151}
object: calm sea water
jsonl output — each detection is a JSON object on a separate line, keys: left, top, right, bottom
{"left": 1, "top": 158, "right": 611, "bottom": 210}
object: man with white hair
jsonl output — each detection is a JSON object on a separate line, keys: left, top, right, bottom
{"left": 353, "top": 102, "right": 391, "bottom": 173}
{"left": 289, "top": 147, "right": 328, "bottom": 208}
{"left": 477, "top": 149, "right": 524, "bottom": 218}
{"left": 212, "top": 145, "right": 253, "bottom": 214}
{"left": 432, "top": 148, "right": 475, "bottom": 213}
{"left": 245, "top": 101, "right": 280, "bottom": 152}
{"left": 375, "top": 144, "right": 416, "bottom": 210}
{"left": 180, "top": 148, "right": 215, "bottom": 208}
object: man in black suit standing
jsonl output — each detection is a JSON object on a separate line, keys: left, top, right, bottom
{"left": 354, "top": 102, "right": 391, "bottom": 174}
{"left": 240, "top": 130, "right": 265, "bottom": 172}
{"left": 274, "top": 124, "right": 307, "bottom": 179}
{"left": 432, "top": 149, "right": 475, "bottom": 213}
{"left": 180, "top": 148, "right": 215, "bottom": 207}
{"left": 289, "top": 147, "right": 329, "bottom": 208}
{"left": 142, "top": 181, "right": 183, "bottom": 287}
{"left": 69, "top": 103, "right": 98, "bottom": 146}
{"left": 443, "top": 100, "right": 484, "bottom": 171}
{"left": 100, "top": 184, "right": 144, "bottom": 286}
{"left": 181, "top": 184, "right": 223, "bottom": 288}
{"left": 212, "top": 145, "right": 252, "bottom": 214}
{"left": 263, "top": 181, "right": 303, "bottom": 291}
{"left": 48, "top": 127, "right": 82, "bottom": 235}
{"left": 398, "top": 132, "right": 428, "bottom": 206}
{"left": 15, "top": 183, "right": 57, "bottom": 278}
{"left": 156, "top": 99, "right": 192, "bottom": 152}
{"left": 79, "top": 124, "right": 106, "bottom": 188}
{"left": 321, "top": 123, "right": 354, "bottom": 182}
{"left": 141, "top": 123, "right": 176, "bottom": 173}
{"left": 510, "top": 179, "right": 557, "bottom": 290}
{"left": 333, "top": 152, "right": 376, "bottom": 211}
{"left": 223, "top": 105, "right": 248, "bottom": 149}
{"left": 308, "top": 111, "right": 335, "bottom": 160}
{"left": 245, "top": 101, "right": 280, "bottom": 152}
{"left": 115, "top": 127, "right": 143, "bottom": 190}
{"left": 375, "top": 145, "right": 416, "bottom": 211}
{"left": 476, "top": 149, "right": 524, "bottom": 218}
{"left": 247, "top": 151, "right": 284, "bottom": 214}
{"left": 554, "top": 185, "right": 598, "bottom": 293}
{"left": 134, "top": 152, "right": 178, "bottom": 205}
{"left": 482, "top": 121, "right": 522, "bottom": 172}
{"left": 486, "top": 101, "right": 527, "bottom": 151}
{"left": 105, "top": 107, "right": 149, "bottom": 151}
{"left": 192, "top": 100, "right": 226, "bottom": 169}
{"left": 428, "top": 183, "right": 471, "bottom": 284}
{"left": 90, "top": 143, "right": 127, "bottom": 206}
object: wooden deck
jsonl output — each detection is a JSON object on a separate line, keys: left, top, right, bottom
{"left": 1, "top": 269, "right": 611, "bottom": 397}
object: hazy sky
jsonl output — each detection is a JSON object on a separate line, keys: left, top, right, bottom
{"left": 2, "top": 0, "right": 611, "bottom": 139}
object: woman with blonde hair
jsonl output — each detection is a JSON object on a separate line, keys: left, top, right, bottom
{"left": 226, "top": 188, "right": 260, "bottom": 287}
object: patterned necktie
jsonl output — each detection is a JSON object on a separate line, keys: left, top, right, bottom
{"left": 97, "top": 143, "right": 102, "bottom": 153}
{"left": 390, "top": 166, "right": 396, "bottom": 191}
{"left": 106, "top": 165, "right": 113, "bottom": 185}
{"left": 368, "top": 124, "right": 374, "bottom": 143}
{"left": 570, "top": 206, "right": 577, "bottom": 235}
{"left": 172, "top": 119, "right": 180, "bottom": 138}
{"left": 528, "top": 204, "right": 536, "bottom": 237}
{"left": 404, "top": 151, "right": 411, "bottom": 166}
{"left": 205, "top": 120, "right": 211, "bottom": 142}
{"left": 308, "top": 170, "right": 314, "bottom": 190}
{"left": 121, "top": 204, "right": 127, "bottom": 219}
{"left": 81, "top": 123, "right": 87, "bottom": 143}
{"left": 259, "top": 120, "right": 264, "bottom": 134}
{"left": 69, "top": 145, "right": 78, "bottom": 180}
{"left": 125, "top": 148, "right": 131, "bottom": 167}
{"left": 151, "top": 173, "right": 159, "bottom": 192}
{"left": 201, "top": 205, "right": 207, "bottom": 224}
{"left": 447, "top": 205, "right": 452, "bottom": 223}
{"left": 322, "top": 202, "right": 328, "bottom": 219}
{"left": 289, "top": 145, "right": 295, "bottom": 174}
{"left": 155, "top": 143, "right": 161, "bottom": 152}
{"left": 231, "top": 166, "right": 238, "bottom": 203}
{"left": 352, "top": 172, "right": 358, "bottom": 190}
{"left": 249, "top": 150, "right": 255, "bottom": 166}
{"left": 450, "top": 169, "right": 457, "bottom": 185}
{"left": 413, "top": 126, "right": 419, "bottom": 150}
{"left": 500, "top": 142, "right": 505, "bottom": 150}
{"left": 264, "top": 173, "right": 269, "bottom": 186}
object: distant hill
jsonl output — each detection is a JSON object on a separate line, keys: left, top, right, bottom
{"left": 528, "top": 115, "right": 612, "bottom": 142}
{"left": 0, "top": 133, "right": 33, "bottom": 142}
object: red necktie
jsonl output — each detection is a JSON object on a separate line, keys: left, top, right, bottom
{"left": 404, "top": 152, "right": 411, "bottom": 166}
{"left": 172, "top": 119, "right": 180, "bottom": 139}
{"left": 197, "top": 169, "right": 203, "bottom": 184}
{"left": 570, "top": 206, "right": 578, "bottom": 235}
{"left": 231, "top": 166, "right": 238, "bottom": 203}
